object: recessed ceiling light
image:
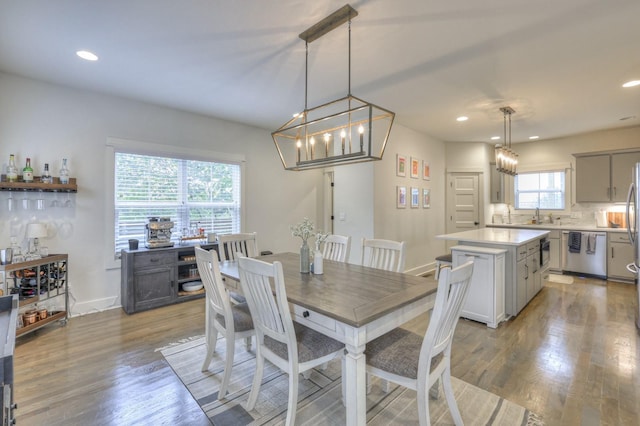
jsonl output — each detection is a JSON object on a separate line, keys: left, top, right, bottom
{"left": 490, "top": 136, "right": 500, "bottom": 140}
{"left": 76, "top": 50, "right": 98, "bottom": 61}
{"left": 622, "top": 80, "right": 640, "bottom": 88}
{"left": 529, "top": 136, "right": 539, "bottom": 140}
{"left": 456, "top": 116, "right": 468, "bottom": 122}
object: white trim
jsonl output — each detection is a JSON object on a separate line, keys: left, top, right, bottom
{"left": 106, "top": 137, "right": 245, "bottom": 163}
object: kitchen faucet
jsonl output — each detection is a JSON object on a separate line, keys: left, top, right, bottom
{"left": 535, "top": 207, "right": 540, "bottom": 224}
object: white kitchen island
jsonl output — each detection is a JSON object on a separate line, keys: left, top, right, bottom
{"left": 437, "top": 228, "right": 550, "bottom": 322}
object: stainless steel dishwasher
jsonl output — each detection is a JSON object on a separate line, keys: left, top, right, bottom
{"left": 561, "top": 231, "right": 607, "bottom": 278}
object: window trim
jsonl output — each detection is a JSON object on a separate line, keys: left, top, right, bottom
{"left": 104, "top": 137, "right": 245, "bottom": 270}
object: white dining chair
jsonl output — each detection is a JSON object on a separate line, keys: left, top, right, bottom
{"left": 361, "top": 238, "right": 406, "bottom": 272}
{"left": 195, "top": 246, "right": 255, "bottom": 400}
{"left": 364, "top": 260, "right": 475, "bottom": 426}
{"left": 322, "top": 234, "right": 351, "bottom": 263}
{"left": 238, "top": 255, "right": 345, "bottom": 426}
{"left": 218, "top": 232, "right": 259, "bottom": 261}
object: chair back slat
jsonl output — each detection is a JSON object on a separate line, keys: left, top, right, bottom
{"left": 361, "top": 238, "right": 406, "bottom": 272}
{"left": 421, "top": 260, "right": 474, "bottom": 361}
{"left": 322, "top": 234, "right": 351, "bottom": 262}
{"left": 238, "top": 257, "right": 294, "bottom": 346}
{"left": 218, "top": 232, "right": 259, "bottom": 261}
{"left": 195, "top": 246, "right": 232, "bottom": 322}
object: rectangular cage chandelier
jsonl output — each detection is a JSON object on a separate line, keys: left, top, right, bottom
{"left": 272, "top": 4, "right": 395, "bottom": 171}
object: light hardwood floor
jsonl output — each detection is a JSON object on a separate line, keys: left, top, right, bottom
{"left": 13, "top": 276, "right": 639, "bottom": 425}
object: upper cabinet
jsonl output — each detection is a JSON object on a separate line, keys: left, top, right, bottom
{"left": 575, "top": 150, "right": 640, "bottom": 202}
{"left": 489, "top": 163, "right": 513, "bottom": 204}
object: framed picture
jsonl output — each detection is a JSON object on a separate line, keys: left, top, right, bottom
{"left": 411, "top": 187, "right": 420, "bottom": 208}
{"left": 410, "top": 157, "right": 420, "bottom": 178}
{"left": 397, "top": 186, "right": 407, "bottom": 208}
{"left": 396, "top": 154, "right": 407, "bottom": 177}
{"left": 422, "top": 161, "right": 430, "bottom": 180}
{"left": 423, "top": 188, "right": 431, "bottom": 208}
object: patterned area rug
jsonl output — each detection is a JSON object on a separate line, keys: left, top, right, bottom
{"left": 160, "top": 336, "right": 545, "bottom": 425}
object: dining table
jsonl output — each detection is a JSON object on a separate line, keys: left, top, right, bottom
{"left": 219, "top": 252, "right": 438, "bottom": 426}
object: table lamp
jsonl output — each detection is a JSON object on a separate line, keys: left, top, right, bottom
{"left": 26, "top": 223, "right": 48, "bottom": 260}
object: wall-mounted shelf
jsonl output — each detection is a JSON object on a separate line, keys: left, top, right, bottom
{"left": 0, "top": 176, "right": 77, "bottom": 192}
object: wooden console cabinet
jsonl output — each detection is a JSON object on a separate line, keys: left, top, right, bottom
{"left": 120, "top": 243, "right": 217, "bottom": 314}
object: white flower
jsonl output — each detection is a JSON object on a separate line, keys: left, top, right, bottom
{"left": 290, "top": 217, "right": 315, "bottom": 243}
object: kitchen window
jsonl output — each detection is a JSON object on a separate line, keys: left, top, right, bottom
{"left": 514, "top": 170, "right": 565, "bottom": 210}
{"left": 113, "top": 152, "right": 241, "bottom": 257}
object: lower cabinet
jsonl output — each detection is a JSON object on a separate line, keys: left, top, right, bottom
{"left": 121, "top": 243, "right": 217, "bottom": 314}
{"left": 451, "top": 245, "right": 506, "bottom": 329}
{"left": 547, "top": 230, "right": 561, "bottom": 272}
{"left": 607, "top": 233, "right": 635, "bottom": 282}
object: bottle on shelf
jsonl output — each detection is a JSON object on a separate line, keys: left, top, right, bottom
{"left": 41, "top": 163, "right": 52, "bottom": 183}
{"left": 59, "top": 158, "right": 69, "bottom": 184}
{"left": 23, "top": 157, "right": 34, "bottom": 183}
{"left": 6, "top": 154, "right": 18, "bottom": 182}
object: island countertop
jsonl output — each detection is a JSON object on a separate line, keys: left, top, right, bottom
{"left": 436, "top": 227, "right": 550, "bottom": 246}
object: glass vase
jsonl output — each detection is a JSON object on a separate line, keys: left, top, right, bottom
{"left": 300, "top": 241, "right": 310, "bottom": 273}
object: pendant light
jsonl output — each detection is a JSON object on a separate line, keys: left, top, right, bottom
{"left": 495, "top": 106, "right": 518, "bottom": 176}
{"left": 272, "top": 4, "right": 395, "bottom": 171}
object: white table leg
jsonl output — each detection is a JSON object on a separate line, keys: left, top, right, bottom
{"left": 344, "top": 343, "right": 366, "bottom": 426}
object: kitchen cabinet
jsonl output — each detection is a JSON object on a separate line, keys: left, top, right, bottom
{"left": 548, "top": 230, "right": 561, "bottom": 272}
{"left": 489, "top": 163, "right": 514, "bottom": 204}
{"left": 513, "top": 241, "right": 544, "bottom": 315}
{"left": 121, "top": 243, "right": 217, "bottom": 314}
{"left": 451, "top": 245, "right": 506, "bottom": 328}
{"left": 0, "top": 255, "right": 69, "bottom": 336}
{"left": 607, "top": 232, "right": 635, "bottom": 282}
{"left": 0, "top": 295, "right": 19, "bottom": 425}
{"left": 575, "top": 150, "right": 640, "bottom": 202}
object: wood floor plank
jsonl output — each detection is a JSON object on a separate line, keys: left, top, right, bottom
{"left": 12, "top": 275, "right": 640, "bottom": 425}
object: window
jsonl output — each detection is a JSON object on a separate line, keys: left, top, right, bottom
{"left": 515, "top": 171, "right": 565, "bottom": 210}
{"left": 114, "top": 152, "right": 241, "bottom": 257}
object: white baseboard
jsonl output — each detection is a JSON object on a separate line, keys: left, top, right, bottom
{"left": 69, "top": 296, "right": 121, "bottom": 317}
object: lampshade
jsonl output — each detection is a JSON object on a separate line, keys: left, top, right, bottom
{"left": 272, "top": 4, "right": 395, "bottom": 171}
{"left": 26, "top": 223, "right": 47, "bottom": 239}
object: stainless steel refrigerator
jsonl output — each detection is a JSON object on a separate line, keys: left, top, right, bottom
{"left": 626, "top": 162, "right": 640, "bottom": 329}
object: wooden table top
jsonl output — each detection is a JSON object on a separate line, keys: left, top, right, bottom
{"left": 220, "top": 252, "right": 437, "bottom": 328}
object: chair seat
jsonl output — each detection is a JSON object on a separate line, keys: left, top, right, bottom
{"left": 265, "top": 322, "right": 344, "bottom": 363}
{"left": 365, "top": 328, "right": 423, "bottom": 379}
{"left": 215, "top": 302, "right": 254, "bottom": 332}
{"left": 435, "top": 253, "right": 452, "bottom": 263}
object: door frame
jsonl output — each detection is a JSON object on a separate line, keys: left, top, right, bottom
{"left": 445, "top": 169, "right": 485, "bottom": 237}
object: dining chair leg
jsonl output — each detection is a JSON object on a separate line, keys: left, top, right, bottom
{"left": 201, "top": 327, "right": 218, "bottom": 372}
{"left": 442, "top": 364, "right": 463, "bottom": 426}
{"left": 302, "top": 370, "right": 311, "bottom": 379}
{"left": 218, "top": 333, "right": 235, "bottom": 400}
{"left": 417, "top": 382, "right": 432, "bottom": 426}
{"left": 285, "top": 368, "right": 299, "bottom": 426}
{"left": 246, "top": 350, "right": 264, "bottom": 410}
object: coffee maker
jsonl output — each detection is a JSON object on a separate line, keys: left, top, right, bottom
{"left": 145, "top": 217, "right": 174, "bottom": 248}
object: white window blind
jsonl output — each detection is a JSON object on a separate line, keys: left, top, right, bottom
{"left": 515, "top": 170, "right": 565, "bottom": 210}
{"left": 114, "top": 152, "right": 241, "bottom": 256}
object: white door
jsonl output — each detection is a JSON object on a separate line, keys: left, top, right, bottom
{"left": 446, "top": 173, "right": 481, "bottom": 234}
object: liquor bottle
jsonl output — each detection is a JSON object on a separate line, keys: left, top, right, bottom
{"left": 59, "top": 158, "right": 69, "bottom": 184}
{"left": 23, "top": 158, "right": 34, "bottom": 183}
{"left": 6, "top": 154, "right": 18, "bottom": 182}
{"left": 41, "top": 163, "right": 52, "bottom": 183}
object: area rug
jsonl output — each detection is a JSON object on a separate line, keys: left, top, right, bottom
{"left": 160, "top": 336, "right": 544, "bottom": 425}
{"left": 547, "top": 274, "right": 574, "bottom": 284}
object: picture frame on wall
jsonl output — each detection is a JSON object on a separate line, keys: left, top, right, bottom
{"left": 422, "top": 161, "right": 430, "bottom": 180}
{"left": 396, "top": 154, "right": 407, "bottom": 177}
{"left": 397, "top": 186, "right": 407, "bottom": 208}
{"left": 411, "top": 187, "right": 420, "bottom": 208}
{"left": 410, "top": 157, "right": 420, "bottom": 178}
{"left": 423, "top": 188, "right": 431, "bottom": 208}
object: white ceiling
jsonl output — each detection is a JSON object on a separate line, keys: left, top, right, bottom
{"left": 1, "top": 0, "right": 639, "bottom": 144}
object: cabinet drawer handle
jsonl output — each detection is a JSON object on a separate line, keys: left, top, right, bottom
{"left": 303, "top": 310, "right": 310, "bottom": 318}
{"left": 150, "top": 258, "right": 159, "bottom": 262}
